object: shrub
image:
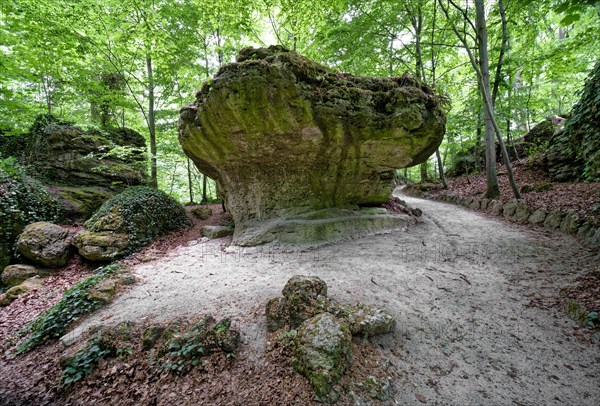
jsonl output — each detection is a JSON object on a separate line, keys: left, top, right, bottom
{"left": 0, "top": 158, "right": 60, "bottom": 269}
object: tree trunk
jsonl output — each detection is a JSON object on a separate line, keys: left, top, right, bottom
{"left": 202, "top": 174, "right": 207, "bottom": 204}
{"left": 436, "top": 149, "right": 447, "bottom": 189}
{"left": 146, "top": 54, "right": 157, "bottom": 188}
{"left": 420, "top": 162, "right": 428, "bottom": 182}
{"left": 491, "top": 0, "right": 508, "bottom": 106}
{"left": 475, "top": 0, "right": 500, "bottom": 198}
{"left": 187, "top": 157, "right": 194, "bottom": 204}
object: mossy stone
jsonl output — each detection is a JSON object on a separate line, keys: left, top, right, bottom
{"left": 292, "top": 313, "right": 352, "bottom": 403}
{"left": 179, "top": 46, "right": 445, "bottom": 245}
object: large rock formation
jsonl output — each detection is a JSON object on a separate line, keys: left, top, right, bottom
{"left": 26, "top": 116, "right": 147, "bottom": 189}
{"left": 179, "top": 46, "right": 446, "bottom": 245}
{"left": 1, "top": 114, "right": 148, "bottom": 224}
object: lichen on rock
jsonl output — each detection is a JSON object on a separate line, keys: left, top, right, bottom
{"left": 292, "top": 312, "right": 352, "bottom": 403}
{"left": 16, "top": 222, "right": 74, "bottom": 267}
{"left": 179, "top": 46, "right": 446, "bottom": 245}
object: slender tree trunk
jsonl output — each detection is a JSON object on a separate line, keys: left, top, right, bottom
{"left": 491, "top": 0, "right": 508, "bottom": 106}
{"left": 202, "top": 174, "right": 207, "bottom": 203}
{"left": 430, "top": 1, "right": 446, "bottom": 189}
{"left": 475, "top": 0, "right": 500, "bottom": 198}
{"left": 187, "top": 157, "right": 194, "bottom": 204}
{"left": 146, "top": 54, "right": 157, "bottom": 188}
{"left": 420, "top": 161, "right": 428, "bottom": 182}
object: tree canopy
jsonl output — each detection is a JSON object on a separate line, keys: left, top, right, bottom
{"left": 1, "top": 0, "right": 598, "bottom": 199}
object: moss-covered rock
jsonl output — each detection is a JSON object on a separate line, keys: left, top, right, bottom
{"left": 545, "top": 62, "right": 600, "bottom": 182}
{"left": 0, "top": 284, "right": 30, "bottom": 306}
{"left": 74, "top": 187, "right": 192, "bottom": 260}
{"left": 1, "top": 264, "right": 53, "bottom": 286}
{"left": 15, "top": 222, "right": 73, "bottom": 267}
{"left": 88, "top": 278, "right": 117, "bottom": 304}
{"left": 50, "top": 186, "right": 113, "bottom": 223}
{"left": 528, "top": 209, "right": 547, "bottom": 225}
{"left": 201, "top": 225, "right": 234, "bottom": 239}
{"left": 292, "top": 313, "right": 352, "bottom": 403}
{"left": 23, "top": 115, "right": 147, "bottom": 188}
{"left": 514, "top": 202, "right": 533, "bottom": 223}
{"left": 266, "top": 275, "right": 330, "bottom": 332}
{"left": 191, "top": 206, "right": 212, "bottom": 220}
{"left": 73, "top": 231, "right": 129, "bottom": 261}
{"left": 179, "top": 46, "right": 446, "bottom": 245}
{"left": 330, "top": 304, "right": 396, "bottom": 337}
{"left": 560, "top": 210, "right": 580, "bottom": 235}
{"left": 544, "top": 209, "right": 564, "bottom": 229}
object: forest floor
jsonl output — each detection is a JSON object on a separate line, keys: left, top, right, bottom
{"left": 1, "top": 192, "right": 599, "bottom": 405}
{"left": 431, "top": 160, "right": 600, "bottom": 226}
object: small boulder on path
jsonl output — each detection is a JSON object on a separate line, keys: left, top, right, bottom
{"left": 266, "top": 275, "right": 330, "bottom": 332}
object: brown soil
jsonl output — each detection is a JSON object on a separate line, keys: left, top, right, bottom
{"left": 432, "top": 160, "right": 600, "bottom": 226}
{"left": 1, "top": 196, "right": 599, "bottom": 405}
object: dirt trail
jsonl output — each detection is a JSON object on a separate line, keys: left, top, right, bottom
{"left": 67, "top": 190, "right": 600, "bottom": 405}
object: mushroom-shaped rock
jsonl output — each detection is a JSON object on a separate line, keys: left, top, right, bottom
{"left": 16, "top": 222, "right": 73, "bottom": 267}
{"left": 179, "top": 46, "right": 446, "bottom": 245}
{"left": 292, "top": 312, "right": 352, "bottom": 403}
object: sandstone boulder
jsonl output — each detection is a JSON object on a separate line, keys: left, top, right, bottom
{"left": 502, "top": 200, "right": 518, "bottom": 219}
{"left": 544, "top": 209, "right": 564, "bottom": 229}
{"left": 1, "top": 264, "right": 53, "bottom": 286}
{"left": 201, "top": 225, "right": 234, "bottom": 239}
{"left": 266, "top": 275, "right": 329, "bottom": 332}
{"left": 16, "top": 222, "right": 73, "bottom": 267}
{"left": 528, "top": 209, "right": 547, "bottom": 225}
{"left": 50, "top": 186, "right": 113, "bottom": 223}
{"left": 27, "top": 118, "right": 147, "bottom": 189}
{"left": 331, "top": 304, "right": 396, "bottom": 337}
{"left": 560, "top": 210, "right": 580, "bottom": 235}
{"left": 179, "top": 46, "right": 446, "bottom": 245}
{"left": 191, "top": 206, "right": 212, "bottom": 220}
{"left": 514, "top": 202, "right": 533, "bottom": 223}
{"left": 0, "top": 284, "right": 31, "bottom": 306}
{"left": 73, "top": 231, "right": 129, "bottom": 261}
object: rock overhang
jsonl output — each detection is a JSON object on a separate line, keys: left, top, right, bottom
{"left": 179, "top": 46, "right": 446, "bottom": 245}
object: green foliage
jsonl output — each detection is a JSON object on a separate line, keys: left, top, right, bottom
{"left": 158, "top": 317, "right": 235, "bottom": 375}
{"left": 276, "top": 328, "right": 297, "bottom": 347}
{"left": 61, "top": 336, "right": 114, "bottom": 385}
{"left": 85, "top": 186, "right": 192, "bottom": 251}
{"left": 560, "top": 61, "right": 600, "bottom": 181}
{"left": 16, "top": 264, "right": 123, "bottom": 354}
{"left": 0, "top": 158, "right": 61, "bottom": 267}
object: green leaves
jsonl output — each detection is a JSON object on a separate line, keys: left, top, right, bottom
{"left": 61, "top": 337, "right": 114, "bottom": 385}
{"left": 16, "top": 264, "right": 123, "bottom": 354}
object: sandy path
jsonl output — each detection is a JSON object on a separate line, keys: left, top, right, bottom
{"left": 67, "top": 191, "right": 600, "bottom": 405}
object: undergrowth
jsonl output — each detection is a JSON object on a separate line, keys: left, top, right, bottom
{"left": 158, "top": 316, "right": 238, "bottom": 375}
{"left": 16, "top": 264, "right": 124, "bottom": 354}
{"left": 61, "top": 336, "right": 114, "bottom": 385}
